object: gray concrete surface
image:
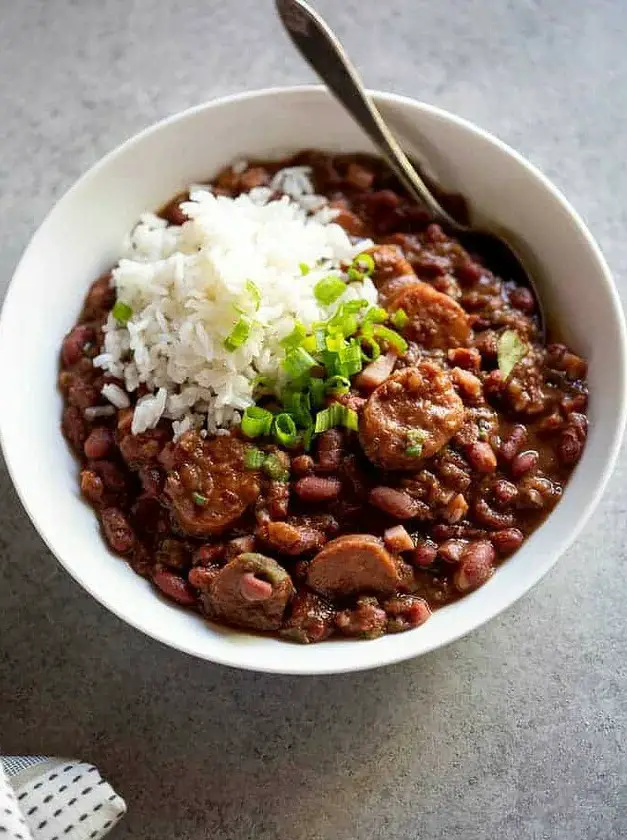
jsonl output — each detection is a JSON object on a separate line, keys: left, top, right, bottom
{"left": 1, "top": 1, "right": 626, "bottom": 838}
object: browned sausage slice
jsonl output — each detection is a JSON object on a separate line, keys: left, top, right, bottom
{"left": 387, "top": 281, "right": 471, "bottom": 350}
{"left": 206, "top": 553, "right": 295, "bottom": 631}
{"left": 359, "top": 363, "right": 465, "bottom": 470}
{"left": 307, "top": 534, "right": 403, "bottom": 597}
{"left": 165, "top": 433, "right": 260, "bottom": 537}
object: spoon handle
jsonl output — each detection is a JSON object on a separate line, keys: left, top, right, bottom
{"left": 275, "top": 0, "right": 456, "bottom": 225}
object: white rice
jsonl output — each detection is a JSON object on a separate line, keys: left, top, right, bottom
{"left": 94, "top": 166, "right": 375, "bottom": 436}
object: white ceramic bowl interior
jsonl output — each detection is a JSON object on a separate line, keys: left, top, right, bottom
{"left": 1, "top": 87, "right": 625, "bottom": 674}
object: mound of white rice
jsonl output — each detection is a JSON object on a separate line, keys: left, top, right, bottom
{"left": 94, "top": 167, "right": 376, "bottom": 436}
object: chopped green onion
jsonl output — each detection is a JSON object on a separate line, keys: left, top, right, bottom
{"left": 325, "top": 375, "right": 351, "bottom": 396}
{"left": 360, "top": 336, "right": 381, "bottom": 362}
{"left": 391, "top": 308, "right": 409, "bottom": 329}
{"left": 283, "top": 346, "right": 318, "bottom": 380}
{"left": 299, "top": 262, "right": 310, "bottom": 276}
{"left": 309, "top": 377, "right": 326, "bottom": 408}
{"left": 252, "top": 375, "right": 275, "bottom": 397}
{"left": 192, "top": 492, "right": 208, "bottom": 506}
{"left": 325, "top": 332, "right": 345, "bottom": 354}
{"left": 336, "top": 340, "right": 363, "bottom": 377}
{"left": 363, "top": 306, "right": 387, "bottom": 325}
{"left": 353, "top": 252, "right": 375, "bottom": 276}
{"left": 314, "top": 402, "right": 359, "bottom": 434}
{"left": 273, "top": 413, "right": 299, "bottom": 447}
{"left": 314, "top": 276, "right": 346, "bottom": 306}
{"left": 224, "top": 316, "right": 252, "bottom": 351}
{"left": 342, "top": 299, "right": 369, "bottom": 314}
{"left": 405, "top": 444, "right": 424, "bottom": 458}
{"left": 373, "top": 324, "right": 408, "bottom": 354}
{"left": 244, "top": 446, "right": 265, "bottom": 469}
{"left": 262, "top": 454, "right": 290, "bottom": 482}
{"left": 280, "top": 321, "right": 307, "bottom": 351}
{"left": 112, "top": 300, "right": 133, "bottom": 325}
{"left": 301, "top": 423, "right": 314, "bottom": 452}
{"left": 347, "top": 267, "right": 364, "bottom": 282}
{"left": 241, "top": 406, "right": 274, "bottom": 438}
{"left": 407, "top": 429, "right": 427, "bottom": 445}
{"left": 245, "top": 280, "right": 261, "bottom": 311}
{"left": 282, "top": 389, "right": 312, "bottom": 427}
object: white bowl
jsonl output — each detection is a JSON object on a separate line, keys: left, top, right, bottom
{"left": 1, "top": 86, "right": 625, "bottom": 674}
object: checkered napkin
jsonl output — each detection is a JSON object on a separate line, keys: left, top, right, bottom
{"left": 0, "top": 757, "right": 126, "bottom": 840}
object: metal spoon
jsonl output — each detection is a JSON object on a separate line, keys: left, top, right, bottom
{"left": 275, "top": 0, "right": 546, "bottom": 336}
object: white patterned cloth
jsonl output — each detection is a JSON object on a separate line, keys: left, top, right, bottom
{"left": 0, "top": 757, "right": 126, "bottom": 840}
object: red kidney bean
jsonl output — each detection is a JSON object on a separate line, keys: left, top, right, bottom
{"left": 493, "top": 479, "right": 518, "bottom": 508}
{"left": 62, "top": 405, "right": 88, "bottom": 453}
{"left": 100, "top": 508, "right": 135, "bottom": 554}
{"left": 438, "top": 539, "right": 468, "bottom": 564}
{"left": 454, "top": 541, "right": 495, "bottom": 592}
{"left": 240, "top": 572, "right": 273, "bottom": 602}
{"left": 294, "top": 476, "right": 341, "bottom": 502}
{"left": 409, "top": 539, "right": 438, "bottom": 567}
{"left": 90, "top": 460, "right": 126, "bottom": 494}
{"left": 473, "top": 498, "right": 514, "bottom": 530}
{"left": 291, "top": 454, "right": 315, "bottom": 476}
{"left": 139, "top": 466, "right": 163, "bottom": 497}
{"left": 61, "top": 325, "right": 95, "bottom": 367}
{"left": 384, "top": 595, "right": 431, "bottom": 632}
{"left": 346, "top": 161, "right": 375, "bottom": 189}
{"left": 384, "top": 525, "right": 414, "bottom": 554}
{"left": 369, "top": 487, "right": 422, "bottom": 520}
{"left": 561, "top": 393, "right": 588, "bottom": 415}
{"left": 511, "top": 450, "right": 539, "bottom": 478}
{"left": 491, "top": 528, "right": 524, "bottom": 556}
{"left": 465, "top": 441, "right": 497, "bottom": 472}
{"left": 499, "top": 425, "right": 528, "bottom": 462}
{"left": 153, "top": 569, "right": 197, "bottom": 606}
{"left": 508, "top": 287, "right": 535, "bottom": 313}
{"left": 558, "top": 430, "right": 584, "bottom": 466}
{"left": 84, "top": 427, "right": 114, "bottom": 460}
{"left": 316, "top": 429, "right": 344, "bottom": 472}
{"left": 68, "top": 378, "right": 100, "bottom": 411}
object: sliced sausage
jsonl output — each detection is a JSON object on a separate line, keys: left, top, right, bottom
{"left": 307, "top": 534, "right": 406, "bottom": 597}
{"left": 259, "top": 520, "right": 327, "bottom": 556}
{"left": 387, "top": 280, "right": 471, "bottom": 350}
{"left": 359, "top": 363, "right": 465, "bottom": 470}
{"left": 165, "top": 432, "right": 260, "bottom": 537}
{"left": 205, "top": 553, "right": 295, "bottom": 632}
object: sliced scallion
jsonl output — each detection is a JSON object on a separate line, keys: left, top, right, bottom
{"left": 262, "top": 453, "right": 290, "bottom": 482}
{"left": 353, "top": 252, "right": 375, "bottom": 276}
{"left": 224, "top": 316, "right": 252, "bottom": 351}
{"left": 273, "top": 413, "right": 299, "bottom": 447}
{"left": 280, "top": 321, "right": 307, "bottom": 351}
{"left": 244, "top": 446, "right": 265, "bottom": 469}
{"left": 246, "top": 280, "right": 261, "bottom": 311}
{"left": 391, "top": 308, "right": 409, "bottom": 330}
{"left": 314, "top": 276, "right": 346, "bottom": 306}
{"left": 299, "top": 262, "right": 310, "bottom": 275}
{"left": 112, "top": 300, "right": 133, "bottom": 325}
{"left": 283, "top": 346, "right": 317, "bottom": 380}
{"left": 192, "top": 492, "right": 208, "bottom": 506}
{"left": 373, "top": 324, "right": 408, "bottom": 354}
{"left": 241, "top": 406, "right": 273, "bottom": 438}
{"left": 363, "top": 305, "right": 387, "bottom": 325}
{"left": 325, "top": 375, "right": 351, "bottom": 396}
{"left": 360, "top": 336, "right": 381, "bottom": 362}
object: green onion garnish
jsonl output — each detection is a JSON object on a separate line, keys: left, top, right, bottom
{"left": 299, "top": 262, "right": 310, "bottom": 275}
{"left": 252, "top": 375, "right": 275, "bottom": 397}
{"left": 309, "top": 377, "right": 326, "bottom": 408}
{"left": 246, "top": 280, "right": 261, "bottom": 311}
{"left": 224, "top": 316, "right": 252, "bottom": 351}
{"left": 360, "top": 336, "right": 381, "bottom": 362}
{"left": 347, "top": 267, "right": 364, "bottom": 282}
{"left": 314, "top": 276, "right": 346, "bottom": 306}
{"left": 280, "top": 321, "right": 307, "bottom": 351}
{"left": 273, "top": 413, "right": 299, "bottom": 447}
{"left": 405, "top": 444, "right": 424, "bottom": 458}
{"left": 373, "top": 324, "right": 408, "bottom": 354}
{"left": 363, "top": 306, "right": 387, "bottom": 325}
{"left": 262, "top": 453, "right": 290, "bottom": 482}
{"left": 335, "top": 340, "right": 363, "bottom": 377}
{"left": 314, "top": 402, "right": 359, "bottom": 433}
{"left": 325, "top": 332, "right": 346, "bottom": 354}
{"left": 325, "top": 375, "right": 351, "bottom": 396}
{"left": 112, "top": 300, "right": 133, "bottom": 325}
{"left": 244, "top": 446, "right": 265, "bottom": 469}
{"left": 282, "top": 389, "right": 312, "bottom": 427}
{"left": 283, "top": 346, "right": 317, "bottom": 380}
{"left": 353, "top": 252, "right": 375, "bottom": 276}
{"left": 391, "top": 308, "right": 409, "bottom": 329}
{"left": 192, "top": 492, "right": 208, "bottom": 506}
{"left": 241, "top": 406, "right": 274, "bottom": 438}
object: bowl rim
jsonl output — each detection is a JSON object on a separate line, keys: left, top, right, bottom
{"left": 2, "top": 84, "right": 626, "bottom": 675}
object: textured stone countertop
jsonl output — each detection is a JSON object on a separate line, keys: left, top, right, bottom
{"left": 1, "top": 2, "right": 626, "bottom": 838}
